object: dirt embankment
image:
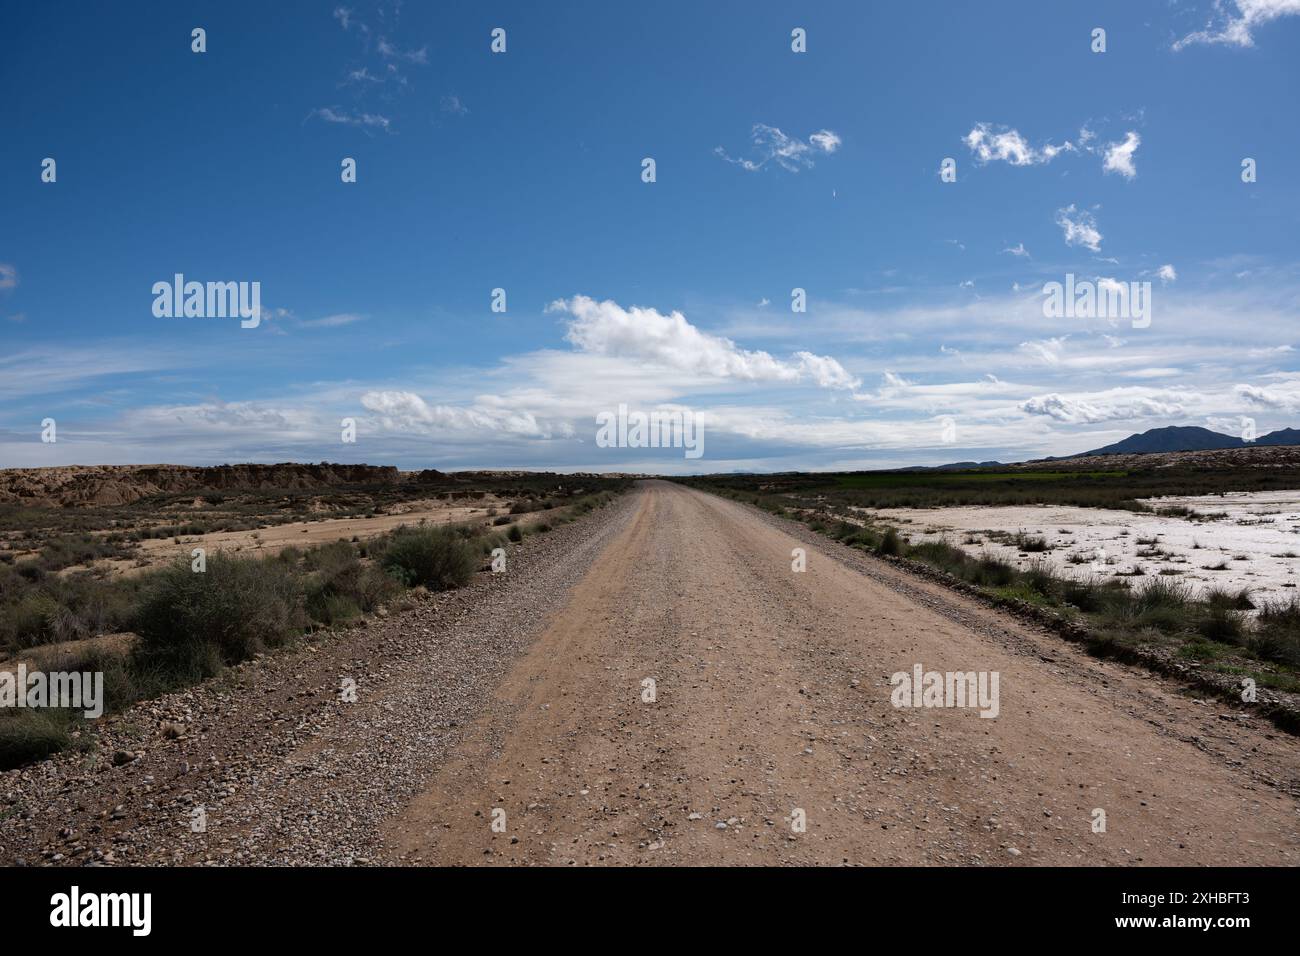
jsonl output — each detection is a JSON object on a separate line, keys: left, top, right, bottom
{"left": 0, "top": 463, "right": 416, "bottom": 508}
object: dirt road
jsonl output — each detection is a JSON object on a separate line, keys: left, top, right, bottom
{"left": 386, "top": 481, "right": 1299, "bottom": 865}
{"left": 3, "top": 481, "right": 1296, "bottom": 866}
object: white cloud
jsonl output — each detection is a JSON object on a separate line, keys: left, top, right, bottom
{"left": 1102, "top": 131, "right": 1141, "bottom": 179}
{"left": 964, "top": 123, "right": 1075, "bottom": 166}
{"left": 967, "top": 123, "right": 1145, "bottom": 178}
{"left": 965, "top": 124, "right": 1035, "bottom": 165}
{"left": 1236, "top": 381, "right": 1300, "bottom": 410}
{"left": 715, "top": 124, "right": 842, "bottom": 173}
{"left": 1247, "top": 344, "right": 1294, "bottom": 357}
{"left": 1056, "top": 204, "right": 1103, "bottom": 252}
{"left": 551, "top": 295, "right": 859, "bottom": 389}
{"left": 879, "top": 371, "right": 914, "bottom": 397}
{"left": 1157, "top": 264, "right": 1178, "bottom": 284}
{"left": 360, "top": 390, "right": 563, "bottom": 439}
{"left": 1019, "top": 392, "right": 1187, "bottom": 424}
{"left": 308, "top": 107, "right": 392, "bottom": 132}
{"left": 121, "top": 401, "right": 321, "bottom": 438}
{"left": 808, "top": 130, "right": 842, "bottom": 153}
{"left": 0, "top": 263, "right": 16, "bottom": 291}
{"left": 1002, "top": 242, "right": 1030, "bottom": 258}
{"left": 333, "top": 6, "right": 352, "bottom": 30}
{"left": 1019, "top": 337, "right": 1069, "bottom": 366}
{"left": 1175, "top": 0, "right": 1300, "bottom": 50}
{"left": 0, "top": 345, "right": 203, "bottom": 401}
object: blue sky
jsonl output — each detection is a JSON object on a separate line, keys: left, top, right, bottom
{"left": 3, "top": 0, "right": 1299, "bottom": 473}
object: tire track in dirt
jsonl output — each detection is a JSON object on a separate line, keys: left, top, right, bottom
{"left": 385, "top": 481, "right": 1300, "bottom": 866}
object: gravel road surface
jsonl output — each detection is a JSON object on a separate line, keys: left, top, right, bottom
{"left": 3, "top": 481, "right": 1296, "bottom": 866}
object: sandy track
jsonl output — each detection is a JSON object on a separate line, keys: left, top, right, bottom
{"left": 385, "top": 481, "right": 1299, "bottom": 865}
{"left": 5, "top": 481, "right": 1296, "bottom": 867}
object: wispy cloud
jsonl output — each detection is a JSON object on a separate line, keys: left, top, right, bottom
{"left": 377, "top": 37, "right": 427, "bottom": 63}
{"left": 440, "top": 94, "right": 469, "bottom": 115}
{"left": 1056, "top": 204, "right": 1103, "bottom": 252}
{"left": 1174, "top": 0, "right": 1300, "bottom": 50}
{"left": 299, "top": 313, "right": 366, "bottom": 329}
{"left": 307, "top": 106, "right": 393, "bottom": 132}
{"left": 714, "top": 124, "right": 841, "bottom": 173}
{"left": 0, "top": 263, "right": 17, "bottom": 291}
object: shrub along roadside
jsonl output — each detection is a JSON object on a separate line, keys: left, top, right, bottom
{"left": 378, "top": 525, "right": 478, "bottom": 591}
{"left": 0, "top": 489, "right": 624, "bottom": 768}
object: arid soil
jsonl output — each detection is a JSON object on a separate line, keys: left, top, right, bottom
{"left": 90, "top": 498, "right": 510, "bottom": 577}
{"left": 2, "top": 482, "right": 1296, "bottom": 866}
{"left": 0, "top": 463, "right": 408, "bottom": 507}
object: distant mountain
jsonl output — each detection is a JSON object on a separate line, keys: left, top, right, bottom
{"left": 1081, "top": 426, "right": 1242, "bottom": 456}
{"left": 1081, "top": 425, "right": 1300, "bottom": 457}
{"left": 1255, "top": 427, "right": 1300, "bottom": 446}
{"left": 900, "top": 460, "right": 1006, "bottom": 471}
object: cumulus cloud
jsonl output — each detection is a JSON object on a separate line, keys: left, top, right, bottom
{"left": 1236, "top": 381, "right": 1300, "bottom": 410}
{"left": 964, "top": 123, "right": 1075, "bottom": 166}
{"left": 1157, "top": 264, "right": 1178, "bottom": 284}
{"left": 1019, "top": 393, "right": 1186, "bottom": 424}
{"left": 1055, "top": 205, "right": 1103, "bottom": 252}
{"left": 966, "top": 123, "right": 1146, "bottom": 178}
{"left": 714, "top": 124, "right": 841, "bottom": 173}
{"left": 1174, "top": 0, "right": 1300, "bottom": 50}
{"left": 550, "top": 295, "right": 859, "bottom": 389}
{"left": 1102, "top": 131, "right": 1141, "bottom": 179}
